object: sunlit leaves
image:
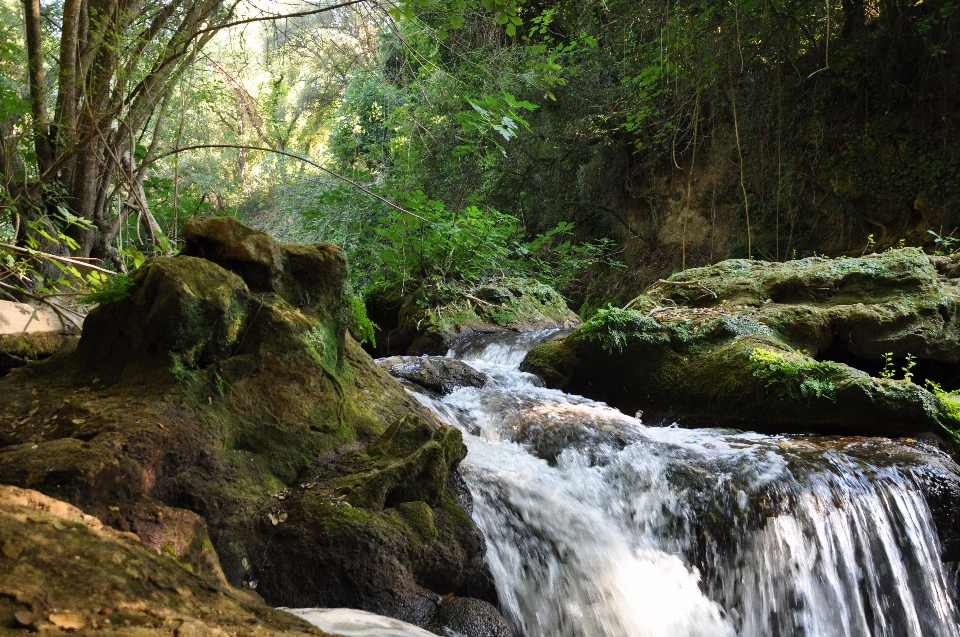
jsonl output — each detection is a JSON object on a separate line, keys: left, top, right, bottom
{"left": 454, "top": 92, "right": 538, "bottom": 156}
{"left": 391, "top": 0, "right": 528, "bottom": 39}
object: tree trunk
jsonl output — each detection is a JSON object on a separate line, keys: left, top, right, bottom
{"left": 21, "top": 0, "right": 53, "bottom": 174}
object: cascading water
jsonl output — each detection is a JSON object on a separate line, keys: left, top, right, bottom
{"left": 403, "top": 330, "right": 960, "bottom": 637}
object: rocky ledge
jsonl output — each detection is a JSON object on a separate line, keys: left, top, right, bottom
{"left": 366, "top": 278, "right": 580, "bottom": 356}
{"left": 522, "top": 249, "right": 960, "bottom": 438}
{"left": 0, "top": 217, "right": 508, "bottom": 635}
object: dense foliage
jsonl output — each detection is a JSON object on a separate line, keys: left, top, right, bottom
{"left": 1, "top": 0, "right": 957, "bottom": 313}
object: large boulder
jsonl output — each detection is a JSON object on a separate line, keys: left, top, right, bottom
{"left": 367, "top": 278, "right": 580, "bottom": 356}
{"left": 0, "top": 218, "right": 500, "bottom": 629}
{"left": 521, "top": 249, "right": 960, "bottom": 437}
{"left": 0, "top": 485, "right": 328, "bottom": 637}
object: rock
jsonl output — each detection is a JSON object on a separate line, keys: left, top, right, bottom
{"left": 0, "top": 217, "right": 503, "bottom": 629}
{"left": 426, "top": 597, "right": 515, "bottom": 637}
{"left": 245, "top": 415, "right": 496, "bottom": 623}
{"left": 0, "top": 299, "right": 79, "bottom": 334}
{"left": 0, "top": 485, "right": 331, "bottom": 637}
{"left": 180, "top": 216, "right": 349, "bottom": 319}
{"left": 521, "top": 250, "right": 960, "bottom": 437}
{"left": 377, "top": 356, "right": 496, "bottom": 394}
{"left": 0, "top": 331, "right": 72, "bottom": 376}
{"left": 367, "top": 278, "right": 580, "bottom": 356}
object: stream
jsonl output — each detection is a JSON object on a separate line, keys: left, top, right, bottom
{"left": 412, "top": 330, "right": 960, "bottom": 637}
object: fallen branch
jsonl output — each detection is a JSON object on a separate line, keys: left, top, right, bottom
{"left": 462, "top": 292, "right": 493, "bottom": 307}
{"left": 624, "top": 279, "right": 718, "bottom": 310}
{"left": 0, "top": 243, "right": 115, "bottom": 276}
{"left": 0, "top": 281, "right": 83, "bottom": 333}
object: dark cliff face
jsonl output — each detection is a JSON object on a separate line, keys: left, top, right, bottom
{"left": 0, "top": 217, "right": 500, "bottom": 630}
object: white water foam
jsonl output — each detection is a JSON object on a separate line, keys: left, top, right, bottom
{"left": 409, "top": 330, "right": 960, "bottom": 637}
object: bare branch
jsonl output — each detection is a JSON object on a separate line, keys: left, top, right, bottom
{"left": 193, "top": 0, "right": 370, "bottom": 38}
{"left": 149, "top": 144, "right": 428, "bottom": 222}
{"left": 0, "top": 243, "right": 115, "bottom": 275}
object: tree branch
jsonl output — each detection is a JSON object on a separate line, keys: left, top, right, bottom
{"left": 193, "top": 0, "right": 370, "bottom": 38}
{"left": 0, "top": 243, "right": 115, "bottom": 275}
{"left": 149, "top": 144, "right": 428, "bottom": 222}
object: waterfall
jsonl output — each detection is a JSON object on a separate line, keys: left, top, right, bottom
{"left": 401, "top": 331, "right": 960, "bottom": 637}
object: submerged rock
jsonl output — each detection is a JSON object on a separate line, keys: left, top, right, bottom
{"left": 0, "top": 217, "right": 502, "bottom": 628}
{"left": 367, "top": 278, "right": 580, "bottom": 356}
{"left": 377, "top": 356, "right": 496, "bottom": 394}
{"left": 522, "top": 249, "right": 960, "bottom": 437}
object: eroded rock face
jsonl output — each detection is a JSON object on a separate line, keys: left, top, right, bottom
{"left": 0, "top": 485, "right": 329, "bottom": 637}
{"left": 521, "top": 250, "right": 960, "bottom": 437}
{"left": 367, "top": 278, "right": 580, "bottom": 357}
{"left": 0, "top": 218, "right": 499, "bottom": 629}
{"left": 377, "top": 356, "right": 496, "bottom": 394}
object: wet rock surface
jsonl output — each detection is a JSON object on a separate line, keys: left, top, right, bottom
{"left": 426, "top": 597, "right": 514, "bottom": 637}
{"left": 377, "top": 356, "right": 496, "bottom": 394}
{"left": 522, "top": 250, "right": 960, "bottom": 437}
{"left": 0, "top": 217, "right": 505, "bottom": 629}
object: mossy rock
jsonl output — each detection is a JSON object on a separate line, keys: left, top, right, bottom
{"left": 522, "top": 249, "right": 960, "bottom": 437}
{"left": 368, "top": 278, "right": 580, "bottom": 356}
{"left": 0, "top": 218, "right": 494, "bottom": 626}
{"left": 242, "top": 416, "right": 494, "bottom": 624}
{"left": 0, "top": 331, "right": 69, "bottom": 376}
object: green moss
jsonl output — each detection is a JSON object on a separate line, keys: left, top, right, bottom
{"left": 926, "top": 380, "right": 960, "bottom": 432}
{"left": 397, "top": 501, "right": 439, "bottom": 540}
{"left": 0, "top": 332, "right": 63, "bottom": 359}
{"left": 749, "top": 348, "right": 842, "bottom": 402}
{"left": 398, "top": 277, "right": 580, "bottom": 347}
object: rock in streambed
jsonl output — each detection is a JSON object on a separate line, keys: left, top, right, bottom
{"left": 366, "top": 278, "right": 580, "bottom": 357}
{"left": 522, "top": 249, "right": 960, "bottom": 437}
{"left": 377, "top": 356, "right": 496, "bottom": 394}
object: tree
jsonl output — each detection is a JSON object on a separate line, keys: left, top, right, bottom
{"left": 1, "top": 0, "right": 367, "bottom": 274}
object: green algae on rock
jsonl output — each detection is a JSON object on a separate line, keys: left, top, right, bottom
{"left": 367, "top": 277, "right": 580, "bottom": 356}
{"left": 0, "top": 217, "right": 497, "bottom": 629}
{"left": 521, "top": 249, "right": 960, "bottom": 437}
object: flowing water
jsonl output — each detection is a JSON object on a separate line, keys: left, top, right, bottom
{"left": 401, "top": 330, "right": 960, "bottom": 637}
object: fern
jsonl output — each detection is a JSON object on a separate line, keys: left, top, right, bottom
{"left": 749, "top": 348, "right": 838, "bottom": 402}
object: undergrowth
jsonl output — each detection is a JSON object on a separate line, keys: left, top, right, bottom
{"left": 578, "top": 305, "right": 651, "bottom": 353}
{"left": 80, "top": 273, "right": 135, "bottom": 306}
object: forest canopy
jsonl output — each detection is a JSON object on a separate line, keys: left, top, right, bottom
{"left": 0, "top": 0, "right": 957, "bottom": 312}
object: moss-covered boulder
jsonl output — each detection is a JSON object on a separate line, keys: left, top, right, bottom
{"left": 521, "top": 249, "right": 960, "bottom": 437}
{"left": 248, "top": 415, "right": 494, "bottom": 624}
{"left": 367, "top": 278, "right": 580, "bottom": 356}
{"left": 0, "top": 218, "right": 497, "bottom": 629}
